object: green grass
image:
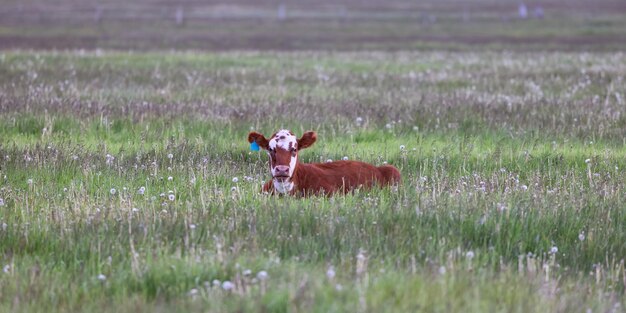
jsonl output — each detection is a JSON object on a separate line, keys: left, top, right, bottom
{"left": 0, "top": 51, "right": 625, "bottom": 312}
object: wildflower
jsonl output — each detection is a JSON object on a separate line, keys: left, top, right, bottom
{"left": 189, "top": 224, "right": 196, "bottom": 230}
{"left": 400, "top": 145, "right": 406, "bottom": 151}
{"left": 342, "top": 156, "right": 348, "bottom": 161}
{"left": 167, "top": 153, "right": 173, "bottom": 159}
{"left": 168, "top": 194, "right": 175, "bottom": 201}
{"left": 212, "top": 279, "right": 221, "bottom": 287}
{"left": 438, "top": 266, "right": 446, "bottom": 275}
{"left": 585, "top": 159, "right": 591, "bottom": 164}
{"left": 549, "top": 246, "right": 558, "bottom": 255}
{"left": 0, "top": 199, "right": 4, "bottom": 206}
{"left": 188, "top": 288, "right": 198, "bottom": 296}
{"left": 385, "top": 123, "right": 392, "bottom": 129}
{"left": 230, "top": 186, "right": 237, "bottom": 192}
{"left": 326, "top": 159, "right": 333, "bottom": 163}
{"left": 110, "top": 188, "right": 116, "bottom": 195}
{"left": 222, "top": 281, "right": 235, "bottom": 291}
{"left": 132, "top": 208, "right": 139, "bottom": 213}
{"left": 466, "top": 251, "right": 475, "bottom": 260}
{"left": 257, "top": 271, "right": 268, "bottom": 280}
{"left": 520, "top": 185, "right": 528, "bottom": 191}
{"left": 232, "top": 177, "right": 239, "bottom": 183}
{"left": 356, "top": 117, "right": 363, "bottom": 124}
{"left": 3, "top": 265, "right": 10, "bottom": 273}
{"left": 27, "top": 179, "right": 33, "bottom": 185}
{"left": 138, "top": 186, "right": 145, "bottom": 195}
{"left": 97, "top": 274, "right": 106, "bottom": 281}
{"left": 243, "top": 269, "right": 252, "bottom": 276}
{"left": 326, "top": 267, "right": 336, "bottom": 279}
{"left": 578, "top": 231, "right": 585, "bottom": 241}
{"left": 106, "top": 154, "right": 114, "bottom": 165}
{"left": 168, "top": 176, "right": 173, "bottom": 181}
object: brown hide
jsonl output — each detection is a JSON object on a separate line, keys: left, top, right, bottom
{"left": 262, "top": 160, "right": 401, "bottom": 196}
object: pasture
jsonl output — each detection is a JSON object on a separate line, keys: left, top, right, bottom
{"left": 0, "top": 50, "right": 625, "bottom": 312}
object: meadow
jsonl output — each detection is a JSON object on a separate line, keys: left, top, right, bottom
{"left": 0, "top": 50, "right": 625, "bottom": 312}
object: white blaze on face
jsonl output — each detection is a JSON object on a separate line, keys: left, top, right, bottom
{"left": 268, "top": 129, "right": 297, "bottom": 151}
{"left": 268, "top": 129, "right": 298, "bottom": 194}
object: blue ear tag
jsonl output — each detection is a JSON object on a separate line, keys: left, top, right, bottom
{"left": 250, "top": 141, "right": 260, "bottom": 151}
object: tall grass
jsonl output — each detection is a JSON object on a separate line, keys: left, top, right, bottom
{"left": 0, "top": 51, "right": 625, "bottom": 312}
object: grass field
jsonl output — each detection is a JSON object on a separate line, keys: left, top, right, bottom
{"left": 0, "top": 50, "right": 625, "bottom": 312}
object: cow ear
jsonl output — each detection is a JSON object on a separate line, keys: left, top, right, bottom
{"left": 297, "top": 131, "right": 317, "bottom": 150}
{"left": 248, "top": 132, "right": 270, "bottom": 150}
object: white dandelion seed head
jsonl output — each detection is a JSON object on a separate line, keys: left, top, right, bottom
{"left": 230, "top": 186, "right": 237, "bottom": 192}
{"left": 189, "top": 224, "right": 196, "bottom": 230}
{"left": 326, "top": 267, "right": 336, "bottom": 279}
{"left": 167, "top": 176, "right": 173, "bottom": 181}
{"left": 188, "top": 288, "right": 198, "bottom": 296}
{"left": 132, "top": 208, "right": 139, "bottom": 213}
{"left": 212, "top": 279, "right": 221, "bottom": 287}
{"left": 342, "top": 156, "right": 348, "bottom": 161}
{"left": 356, "top": 117, "right": 363, "bottom": 124}
{"left": 167, "top": 153, "right": 173, "bottom": 159}
{"left": 326, "top": 159, "right": 333, "bottom": 163}
{"left": 138, "top": 186, "right": 145, "bottom": 195}
{"left": 520, "top": 185, "right": 528, "bottom": 191}
{"left": 257, "top": 271, "right": 268, "bottom": 280}
{"left": 438, "top": 266, "right": 446, "bottom": 275}
{"left": 585, "top": 159, "right": 591, "bottom": 164}
{"left": 400, "top": 145, "right": 406, "bottom": 151}
{"left": 168, "top": 194, "right": 175, "bottom": 201}
{"left": 27, "top": 179, "right": 33, "bottom": 185}
{"left": 550, "top": 246, "right": 558, "bottom": 254}
{"left": 3, "top": 265, "right": 10, "bottom": 273}
{"left": 578, "top": 232, "right": 585, "bottom": 241}
{"left": 232, "top": 177, "right": 239, "bottom": 183}
{"left": 110, "top": 188, "right": 116, "bottom": 195}
{"left": 243, "top": 269, "right": 252, "bottom": 276}
{"left": 466, "top": 251, "right": 475, "bottom": 259}
{"left": 97, "top": 274, "right": 106, "bottom": 281}
{"left": 222, "top": 281, "right": 235, "bottom": 291}
{"left": 0, "top": 199, "right": 4, "bottom": 206}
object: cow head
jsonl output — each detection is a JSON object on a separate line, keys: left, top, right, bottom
{"left": 248, "top": 129, "right": 317, "bottom": 193}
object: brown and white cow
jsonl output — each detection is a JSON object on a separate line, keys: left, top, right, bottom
{"left": 248, "top": 129, "right": 401, "bottom": 196}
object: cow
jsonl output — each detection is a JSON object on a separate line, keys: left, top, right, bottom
{"left": 248, "top": 129, "right": 401, "bottom": 196}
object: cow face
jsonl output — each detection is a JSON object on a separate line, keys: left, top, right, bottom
{"left": 248, "top": 129, "right": 316, "bottom": 193}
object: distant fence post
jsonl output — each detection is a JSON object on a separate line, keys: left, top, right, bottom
{"left": 518, "top": 3, "right": 528, "bottom": 19}
{"left": 94, "top": 6, "right": 103, "bottom": 24}
{"left": 277, "top": 3, "right": 286, "bottom": 21}
{"left": 176, "top": 6, "right": 185, "bottom": 27}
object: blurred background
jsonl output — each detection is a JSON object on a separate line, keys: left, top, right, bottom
{"left": 1, "top": 0, "right": 625, "bottom": 51}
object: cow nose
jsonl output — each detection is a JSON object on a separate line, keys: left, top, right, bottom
{"left": 275, "top": 165, "right": 290, "bottom": 176}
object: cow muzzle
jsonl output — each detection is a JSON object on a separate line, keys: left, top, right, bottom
{"left": 273, "top": 165, "right": 291, "bottom": 181}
